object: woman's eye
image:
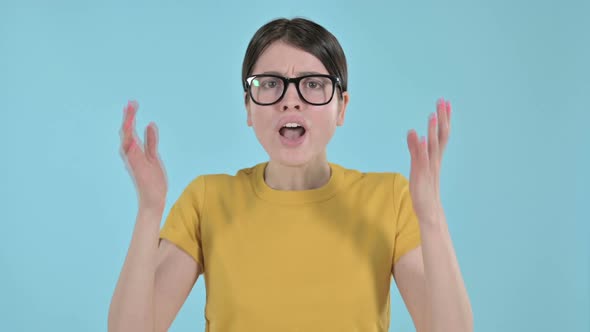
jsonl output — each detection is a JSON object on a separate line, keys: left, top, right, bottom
{"left": 307, "top": 81, "right": 321, "bottom": 89}
{"left": 262, "top": 80, "right": 279, "bottom": 88}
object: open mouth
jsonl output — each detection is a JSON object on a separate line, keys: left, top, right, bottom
{"left": 279, "top": 123, "right": 306, "bottom": 140}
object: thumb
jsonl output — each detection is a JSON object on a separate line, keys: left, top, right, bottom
{"left": 407, "top": 130, "right": 419, "bottom": 163}
{"left": 145, "top": 122, "right": 159, "bottom": 161}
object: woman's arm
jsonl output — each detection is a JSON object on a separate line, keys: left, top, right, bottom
{"left": 108, "top": 209, "right": 200, "bottom": 332}
{"left": 420, "top": 217, "right": 473, "bottom": 332}
{"left": 397, "top": 98, "right": 472, "bottom": 331}
{"left": 393, "top": 216, "right": 473, "bottom": 332}
{"left": 110, "top": 101, "right": 201, "bottom": 331}
{"left": 108, "top": 209, "right": 161, "bottom": 332}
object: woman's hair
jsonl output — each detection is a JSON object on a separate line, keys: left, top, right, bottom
{"left": 241, "top": 17, "right": 348, "bottom": 95}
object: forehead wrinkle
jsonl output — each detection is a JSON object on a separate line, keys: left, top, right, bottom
{"left": 258, "top": 70, "right": 327, "bottom": 77}
{"left": 251, "top": 44, "right": 329, "bottom": 77}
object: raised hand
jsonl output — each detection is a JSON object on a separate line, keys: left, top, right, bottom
{"left": 406, "top": 98, "right": 452, "bottom": 225}
{"left": 120, "top": 101, "right": 168, "bottom": 214}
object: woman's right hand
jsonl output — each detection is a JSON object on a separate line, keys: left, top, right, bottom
{"left": 120, "top": 101, "right": 168, "bottom": 214}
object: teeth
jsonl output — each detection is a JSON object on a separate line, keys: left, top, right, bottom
{"left": 282, "top": 123, "right": 302, "bottom": 128}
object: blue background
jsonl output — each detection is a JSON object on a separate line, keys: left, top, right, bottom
{"left": 1, "top": 0, "right": 588, "bottom": 331}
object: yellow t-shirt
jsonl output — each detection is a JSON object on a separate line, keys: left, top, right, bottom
{"left": 160, "top": 161, "right": 422, "bottom": 332}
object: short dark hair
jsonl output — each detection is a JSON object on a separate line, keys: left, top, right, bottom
{"left": 241, "top": 17, "right": 348, "bottom": 95}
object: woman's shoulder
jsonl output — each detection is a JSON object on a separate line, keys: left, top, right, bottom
{"left": 334, "top": 162, "right": 408, "bottom": 181}
{"left": 183, "top": 163, "right": 264, "bottom": 189}
{"left": 330, "top": 162, "right": 411, "bottom": 195}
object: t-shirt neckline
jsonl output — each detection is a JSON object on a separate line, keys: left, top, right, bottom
{"left": 252, "top": 161, "right": 344, "bottom": 204}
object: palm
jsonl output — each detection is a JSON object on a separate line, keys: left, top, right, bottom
{"left": 120, "top": 101, "right": 168, "bottom": 212}
{"left": 406, "top": 99, "right": 452, "bottom": 223}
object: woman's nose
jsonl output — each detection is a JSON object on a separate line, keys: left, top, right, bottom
{"left": 280, "top": 82, "right": 302, "bottom": 110}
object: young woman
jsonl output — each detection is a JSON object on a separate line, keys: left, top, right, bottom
{"left": 109, "top": 17, "right": 473, "bottom": 332}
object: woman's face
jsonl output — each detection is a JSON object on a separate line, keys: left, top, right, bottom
{"left": 245, "top": 41, "right": 349, "bottom": 167}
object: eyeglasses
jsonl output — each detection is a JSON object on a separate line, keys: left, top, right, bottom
{"left": 244, "top": 74, "right": 342, "bottom": 106}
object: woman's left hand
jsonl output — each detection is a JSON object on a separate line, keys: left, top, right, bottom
{"left": 406, "top": 98, "right": 452, "bottom": 225}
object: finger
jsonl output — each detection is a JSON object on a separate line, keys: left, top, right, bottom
{"left": 428, "top": 107, "right": 439, "bottom": 171}
{"left": 121, "top": 101, "right": 135, "bottom": 150}
{"left": 121, "top": 100, "right": 138, "bottom": 134}
{"left": 420, "top": 135, "right": 429, "bottom": 165}
{"left": 121, "top": 101, "right": 142, "bottom": 154}
{"left": 407, "top": 129, "right": 428, "bottom": 170}
{"left": 145, "top": 122, "right": 159, "bottom": 161}
{"left": 121, "top": 102, "right": 136, "bottom": 145}
{"left": 125, "top": 138, "right": 146, "bottom": 176}
{"left": 446, "top": 100, "right": 452, "bottom": 132}
{"left": 407, "top": 129, "right": 419, "bottom": 163}
{"left": 438, "top": 99, "right": 450, "bottom": 158}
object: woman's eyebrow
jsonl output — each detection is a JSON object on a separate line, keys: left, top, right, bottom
{"left": 259, "top": 71, "right": 283, "bottom": 76}
{"left": 297, "top": 71, "right": 324, "bottom": 76}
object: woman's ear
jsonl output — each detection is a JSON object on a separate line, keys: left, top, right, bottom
{"left": 336, "top": 91, "right": 350, "bottom": 126}
{"left": 245, "top": 92, "right": 253, "bottom": 127}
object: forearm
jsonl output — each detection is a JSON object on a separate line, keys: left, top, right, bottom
{"left": 420, "top": 212, "right": 473, "bottom": 332}
{"left": 108, "top": 208, "right": 162, "bottom": 332}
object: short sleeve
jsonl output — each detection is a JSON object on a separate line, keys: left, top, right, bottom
{"left": 159, "top": 175, "right": 206, "bottom": 272}
{"left": 392, "top": 173, "right": 422, "bottom": 265}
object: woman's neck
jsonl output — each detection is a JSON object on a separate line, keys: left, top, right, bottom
{"left": 264, "top": 156, "right": 332, "bottom": 191}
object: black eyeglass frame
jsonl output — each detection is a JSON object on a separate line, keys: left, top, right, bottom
{"left": 244, "top": 74, "right": 343, "bottom": 106}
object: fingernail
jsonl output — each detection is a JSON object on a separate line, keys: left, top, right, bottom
{"left": 430, "top": 113, "right": 437, "bottom": 124}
